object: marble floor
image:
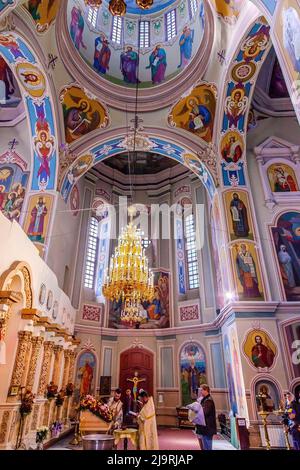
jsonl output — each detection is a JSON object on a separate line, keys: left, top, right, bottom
{"left": 48, "top": 428, "right": 237, "bottom": 451}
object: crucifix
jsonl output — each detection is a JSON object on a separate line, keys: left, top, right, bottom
{"left": 48, "top": 53, "right": 58, "bottom": 70}
{"left": 130, "top": 115, "right": 143, "bottom": 132}
{"left": 8, "top": 138, "right": 19, "bottom": 151}
{"left": 217, "top": 49, "right": 227, "bottom": 66}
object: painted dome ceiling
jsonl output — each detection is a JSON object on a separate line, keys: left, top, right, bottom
{"left": 67, "top": 0, "right": 205, "bottom": 89}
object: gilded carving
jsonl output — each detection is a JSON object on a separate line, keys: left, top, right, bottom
{"left": 0, "top": 411, "right": 10, "bottom": 444}
{"left": 62, "top": 350, "right": 71, "bottom": 389}
{"left": 8, "top": 410, "right": 18, "bottom": 442}
{"left": 52, "top": 345, "right": 63, "bottom": 386}
{"left": 31, "top": 404, "right": 40, "bottom": 431}
{"left": 9, "top": 331, "right": 32, "bottom": 392}
{"left": 43, "top": 401, "right": 50, "bottom": 426}
{"left": 68, "top": 351, "right": 77, "bottom": 383}
{"left": 21, "top": 267, "right": 33, "bottom": 309}
{"left": 37, "top": 341, "right": 54, "bottom": 397}
{"left": 26, "top": 336, "right": 44, "bottom": 391}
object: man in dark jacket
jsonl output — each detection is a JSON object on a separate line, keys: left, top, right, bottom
{"left": 196, "top": 384, "right": 217, "bottom": 450}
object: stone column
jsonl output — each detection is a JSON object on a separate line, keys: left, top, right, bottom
{"left": 26, "top": 336, "right": 44, "bottom": 392}
{"left": 52, "top": 345, "right": 63, "bottom": 387}
{"left": 62, "top": 350, "right": 71, "bottom": 389}
{"left": 9, "top": 331, "right": 32, "bottom": 398}
{"left": 37, "top": 341, "right": 54, "bottom": 397}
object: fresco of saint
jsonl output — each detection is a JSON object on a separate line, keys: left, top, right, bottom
{"left": 146, "top": 45, "right": 167, "bottom": 85}
{"left": 120, "top": 47, "right": 139, "bottom": 84}
{"left": 178, "top": 26, "right": 194, "bottom": 69}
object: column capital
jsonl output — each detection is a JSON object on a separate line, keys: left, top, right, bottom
{"left": 18, "top": 330, "right": 32, "bottom": 341}
{"left": 31, "top": 335, "right": 44, "bottom": 347}
{"left": 53, "top": 345, "right": 63, "bottom": 355}
{"left": 43, "top": 341, "right": 55, "bottom": 351}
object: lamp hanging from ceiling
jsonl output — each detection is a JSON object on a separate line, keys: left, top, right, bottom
{"left": 103, "top": 207, "right": 154, "bottom": 325}
{"left": 85, "top": 0, "right": 154, "bottom": 16}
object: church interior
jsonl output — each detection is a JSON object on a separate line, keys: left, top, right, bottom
{"left": 0, "top": 0, "right": 300, "bottom": 452}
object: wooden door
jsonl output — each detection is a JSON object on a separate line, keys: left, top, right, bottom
{"left": 119, "top": 348, "right": 154, "bottom": 398}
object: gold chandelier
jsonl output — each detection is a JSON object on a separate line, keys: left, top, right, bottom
{"left": 85, "top": 0, "right": 154, "bottom": 16}
{"left": 103, "top": 209, "right": 154, "bottom": 324}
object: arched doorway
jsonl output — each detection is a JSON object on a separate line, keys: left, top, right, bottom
{"left": 119, "top": 348, "right": 154, "bottom": 399}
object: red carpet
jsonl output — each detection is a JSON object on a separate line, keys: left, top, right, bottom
{"left": 116, "top": 428, "right": 225, "bottom": 451}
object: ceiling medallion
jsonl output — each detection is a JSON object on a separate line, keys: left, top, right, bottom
{"left": 87, "top": 0, "right": 154, "bottom": 16}
{"left": 84, "top": 0, "right": 103, "bottom": 8}
{"left": 136, "top": 0, "right": 154, "bottom": 9}
{"left": 109, "top": 0, "right": 127, "bottom": 16}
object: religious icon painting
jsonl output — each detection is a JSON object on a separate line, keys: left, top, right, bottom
{"left": 180, "top": 342, "right": 206, "bottom": 406}
{"left": 39, "top": 283, "right": 46, "bottom": 305}
{"left": 168, "top": 82, "right": 217, "bottom": 143}
{"left": 74, "top": 351, "right": 97, "bottom": 402}
{"left": 255, "top": 380, "right": 280, "bottom": 414}
{"left": 224, "top": 190, "right": 255, "bottom": 241}
{"left": 283, "top": 321, "right": 300, "bottom": 378}
{"left": 220, "top": 130, "right": 244, "bottom": 165}
{"left": 211, "top": 0, "right": 244, "bottom": 24}
{"left": 60, "top": 85, "right": 109, "bottom": 144}
{"left": 70, "top": 184, "right": 80, "bottom": 216}
{"left": 15, "top": 63, "right": 46, "bottom": 98}
{"left": 267, "top": 163, "right": 299, "bottom": 192}
{"left": 24, "top": 193, "right": 54, "bottom": 251}
{"left": 231, "top": 241, "right": 265, "bottom": 301}
{"left": 271, "top": 211, "right": 300, "bottom": 301}
{"left": 275, "top": 0, "right": 300, "bottom": 125}
{"left": 52, "top": 300, "right": 58, "bottom": 320}
{"left": 243, "top": 328, "right": 277, "bottom": 370}
{"left": 46, "top": 290, "right": 53, "bottom": 311}
{"left": 25, "top": 0, "right": 60, "bottom": 33}
{"left": 61, "top": 154, "right": 94, "bottom": 202}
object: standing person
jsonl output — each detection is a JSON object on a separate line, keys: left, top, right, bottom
{"left": 195, "top": 385, "right": 217, "bottom": 450}
{"left": 186, "top": 397, "right": 206, "bottom": 450}
{"left": 107, "top": 388, "right": 123, "bottom": 434}
{"left": 123, "top": 389, "right": 134, "bottom": 426}
{"left": 137, "top": 391, "right": 159, "bottom": 450}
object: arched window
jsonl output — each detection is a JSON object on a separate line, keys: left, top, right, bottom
{"left": 87, "top": 7, "right": 98, "bottom": 28}
{"left": 166, "top": 9, "right": 177, "bottom": 41}
{"left": 185, "top": 213, "right": 199, "bottom": 289}
{"left": 84, "top": 217, "right": 98, "bottom": 289}
{"left": 111, "top": 15, "right": 123, "bottom": 45}
{"left": 139, "top": 20, "right": 150, "bottom": 48}
{"left": 189, "top": 0, "right": 198, "bottom": 18}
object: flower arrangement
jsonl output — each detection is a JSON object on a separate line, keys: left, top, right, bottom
{"left": 65, "top": 383, "right": 74, "bottom": 397}
{"left": 20, "top": 390, "right": 35, "bottom": 417}
{"left": 79, "top": 395, "right": 113, "bottom": 423}
{"left": 55, "top": 390, "right": 65, "bottom": 407}
{"left": 50, "top": 420, "right": 63, "bottom": 437}
{"left": 36, "top": 426, "right": 48, "bottom": 443}
{"left": 46, "top": 382, "right": 58, "bottom": 400}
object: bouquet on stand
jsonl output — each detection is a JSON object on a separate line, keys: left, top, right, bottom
{"left": 46, "top": 382, "right": 58, "bottom": 400}
{"left": 20, "top": 390, "right": 35, "bottom": 417}
{"left": 79, "top": 395, "right": 113, "bottom": 423}
{"left": 36, "top": 426, "right": 49, "bottom": 450}
{"left": 50, "top": 421, "right": 63, "bottom": 438}
{"left": 55, "top": 390, "right": 65, "bottom": 407}
{"left": 66, "top": 383, "right": 74, "bottom": 397}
